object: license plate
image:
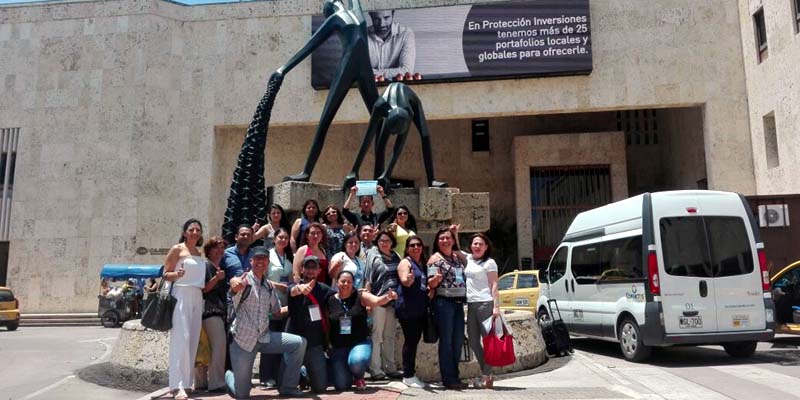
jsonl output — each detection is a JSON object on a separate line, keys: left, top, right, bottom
{"left": 679, "top": 315, "right": 703, "bottom": 329}
{"left": 515, "top": 298, "right": 529, "bottom": 306}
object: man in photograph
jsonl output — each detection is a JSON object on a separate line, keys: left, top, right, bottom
{"left": 368, "top": 10, "right": 416, "bottom": 79}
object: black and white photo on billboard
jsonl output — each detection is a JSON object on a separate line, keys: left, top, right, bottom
{"left": 311, "top": 0, "right": 592, "bottom": 89}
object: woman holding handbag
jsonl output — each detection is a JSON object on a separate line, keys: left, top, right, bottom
{"left": 163, "top": 219, "right": 206, "bottom": 400}
{"left": 463, "top": 232, "right": 500, "bottom": 389}
{"left": 395, "top": 235, "right": 428, "bottom": 389}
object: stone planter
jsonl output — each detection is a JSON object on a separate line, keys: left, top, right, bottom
{"left": 109, "top": 309, "right": 546, "bottom": 385}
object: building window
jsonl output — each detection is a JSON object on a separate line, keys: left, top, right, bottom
{"left": 471, "top": 120, "right": 490, "bottom": 152}
{"left": 794, "top": 0, "right": 800, "bottom": 33}
{"left": 753, "top": 8, "right": 768, "bottom": 62}
{"left": 0, "top": 128, "right": 19, "bottom": 241}
{"left": 616, "top": 109, "right": 658, "bottom": 146}
{"left": 763, "top": 112, "right": 779, "bottom": 168}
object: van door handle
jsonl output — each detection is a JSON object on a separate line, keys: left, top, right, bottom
{"left": 565, "top": 280, "right": 570, "bottom": 292}
{"left": 699, "top": 280, "right": 708, "bottom": 298}
{"left": 571, "top": 280, "right": 575, "bottom": 292}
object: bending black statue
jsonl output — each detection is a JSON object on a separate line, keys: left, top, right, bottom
{"left": 278, "top": 0, "right": 379, "bottom": 182}
{"left": 345, "top": 82, "right": 447, "bottom": 190}
{"left": 221, "top": 73, "right": 284, "bottom": 244}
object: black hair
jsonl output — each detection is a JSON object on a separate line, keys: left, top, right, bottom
{"left": 391, "top": 205, "right": 417, "bottom": 232}
{"left": 301, "top": 199, "right": 322, "bottom": 222}
{"left": 179, "top": 218, "right": 204, "bottom": 247}
{"left": 322, "top": 205, "right": 345, "bottom": 225}
{"left": 432, "top": 226, "right": 459, "bottom": 255}
{"left": 403, "top": 235, "right": 428, "bottom": 265}
{"left": 342, "top": 231, "right": 361, "bottom": 258}
{"left": 269, "top": 204, "right": 292, "bottom": 231}
{"left": 237, "top": 224, "right": 254, "bottom": 234}
{"left": 373, "top": 229, "right": 397, "bottom": 250}
{"left": 469, "top": 233, "right": 493, "bottom": 262}
{"left": 337, "top": 269, "right": 355, "bottom": 281}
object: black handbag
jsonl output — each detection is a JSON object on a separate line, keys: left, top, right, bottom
{"left": 141, "top": 279, "right": 176, "bottom": 331}
{"left": 422, "top": 305, "right": 438, "bottom": 343}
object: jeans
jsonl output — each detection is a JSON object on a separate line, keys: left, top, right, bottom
{"left": 328, "top": 341, "right": 372, "bottom": 391}
{"left": 303, "top": 345, "right": 328, "bottom": 393}
{"left": 467, "top": 301, "right": 494, "bottom": 376}
{"left": 434, "top": 297, "right": 465, "bottom": 386}
{"left": 399, "top": 317, "right": 424, "bottom": 378}
{"left": 227, "top": 332, "right": 306, "bottom": 398}
{"left": 369, "top": 305, "right": 398, "bottom": 376}
{"left": 259, "top": 319, "right": 286, "bottom": 384}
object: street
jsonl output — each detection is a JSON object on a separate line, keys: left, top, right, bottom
{"left": 1, "top": 326, "right": 800, "bottom": 399}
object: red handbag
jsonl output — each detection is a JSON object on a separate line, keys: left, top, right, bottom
{"left": 482, "top": 318, "right": 516, "bottom": 367}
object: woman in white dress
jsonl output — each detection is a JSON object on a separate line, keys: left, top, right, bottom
{"left": 163, "top": 218, "right": 206, "bottom": 400}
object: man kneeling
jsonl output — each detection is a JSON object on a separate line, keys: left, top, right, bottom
{"left": 225, "top": 246, "right": 306, "bottom": 398}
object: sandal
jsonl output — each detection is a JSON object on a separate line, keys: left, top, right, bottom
{"left": 173, "top": 389, "right": 188, "bottom": 400}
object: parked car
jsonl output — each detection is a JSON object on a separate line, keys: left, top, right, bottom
{"left": 537, "top": 190, "right": 775, "bottom": 362}
{"left": 772, "top": 260, "right": 800, "bottom": 334}
{"left": 498, "top": 270, "right": 540, "bottom": 313}
{"left": 0, "top": 286, "right": 20, "bottom": 331}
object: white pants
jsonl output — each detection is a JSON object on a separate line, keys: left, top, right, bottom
{"left": 202, "top": 316, "right": 227, "bottom": 390}
{"left": 169, "top": 285, "right": 203, "bottom": 391}
{"left": 370, "top": 305, "right": 398, "bottom": 375}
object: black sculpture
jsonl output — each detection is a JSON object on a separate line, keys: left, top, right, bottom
{"left": 221, "top": 73, "right": 284, "bottom": 244}
{"left": 277, "top": 0, "right": 379, "bottom": 182}
{"left": 345, "top": 82, "right": 447, "bottom": 190}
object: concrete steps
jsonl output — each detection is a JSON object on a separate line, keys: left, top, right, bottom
{"left": 21, "top": 313, "right": 101, "bottom": 327}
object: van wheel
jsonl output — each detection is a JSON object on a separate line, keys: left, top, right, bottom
{"left": 537, "top": 308, "right": 550, "bottom": 324}
{"left": 723, "top": 341, "right": 757, "bottom": 358}
{"left": 7, "top": 322, "right": 18, "bottom": 331}
{"left": 618, "top": 317, "right": 652, "bottom": 362}
{"left": 101, "top": 310, "right": 120, "bottom": 328}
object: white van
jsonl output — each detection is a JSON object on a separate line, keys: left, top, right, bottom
{"left": 536, "top": 190, "right": 775, "bottom": 362}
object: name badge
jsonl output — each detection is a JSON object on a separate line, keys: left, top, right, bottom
{"left": 427, "top": 266, "right": 439, "bottom": 277}
{"left": 309, "top": 304, "right": 321, "bottom": 322}
{"left": 340, "top": 316, "right": 352, "bottom": 334}
{"left": 454, "top": 268, "right": 465, "bottom": 285}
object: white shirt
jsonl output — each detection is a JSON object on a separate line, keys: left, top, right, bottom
{"left": 465, "top": 255, "right": 498, "bottom": 303}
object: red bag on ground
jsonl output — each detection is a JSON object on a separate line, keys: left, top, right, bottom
{"left": 483, "top": 317, "right": 516, "bottom": 367}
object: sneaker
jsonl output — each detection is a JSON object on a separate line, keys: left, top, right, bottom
{"left": 471, "top": 377, "right": 485, "bottom": 389}
{"left": 262, "top": 379, "right": 277, "bottom": 389}
{"left": 368, "top": 373, "right": 387, "bottom": 381}
{"left": 278, "top": 388, "right": 305, "bottom": 397}
{"left": 402, "top": 376, "right": 426, "bottom": 388}
{"left": 355, "top": 378, "right": 367, "bottom": 391}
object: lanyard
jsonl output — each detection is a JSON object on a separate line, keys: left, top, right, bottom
{"left": 337, "top": 294, "right": 351, "bottom": 315}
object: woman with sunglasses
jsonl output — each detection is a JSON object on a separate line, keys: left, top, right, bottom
{"left": 387, "top": 205, "right": 416, "bottom": 257}
{"left": 291, "top": 199, "right": 321, "bottom": 253}
{"left": 394, "top": 235, "right": 429, "bottom": 388}
{"left": 322, "top": 205, "right": 347, "bottom": 254}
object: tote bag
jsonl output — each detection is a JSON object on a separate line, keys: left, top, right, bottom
{"left": 482, "top": 317, "right": 516, "bottom": 367}
{"left": 141, "top": 279, "right": 176, "bottom": 331}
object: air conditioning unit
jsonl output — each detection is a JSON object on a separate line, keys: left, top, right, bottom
{"left": 758, "top": 204, "right": 790, "bottom": 227}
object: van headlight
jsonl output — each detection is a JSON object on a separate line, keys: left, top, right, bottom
{"left": 766, "top": 308, "right": 774, "bottom": 323}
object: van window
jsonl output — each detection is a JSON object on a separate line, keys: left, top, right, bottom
{"left": 660, "top": 216, "right": 754, "bottom": 277}
{"left": 600, "top": 236, "right": 643, "bottom": 281}
{"left": 518, "top": 274, "right": 538, "bottom": 288}
{"left": 498, "top": 275, "right": 515, "bottom": 290}
{"left": 572, "top": 245, "right": 601, "bottom": 284}
{"left": 707, "top": 217, "right": 755, "bottom": 277}
{"left": 548, "top": 247, "right": 568, "bottom": 283}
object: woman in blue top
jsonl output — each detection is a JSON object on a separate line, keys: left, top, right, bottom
{"left": 290, "top": 199, "right": 321, "bottom": 253}
{"left": 395, "top": 235, "right": 429, "bottom": 388}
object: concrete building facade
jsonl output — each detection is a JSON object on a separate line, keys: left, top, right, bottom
{"left": 0, "top": 0, "right": 793, "bottom": 312}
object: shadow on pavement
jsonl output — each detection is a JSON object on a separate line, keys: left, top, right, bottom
{"left": 570, "top": 337, "right": 800, "bottom": 368}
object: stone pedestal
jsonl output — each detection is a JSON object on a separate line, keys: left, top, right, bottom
{"left": 269, "top": 181, "right": 491, "bottom": 234}
{"left": 109, "top": 310, "right": 547, "bottom": 385}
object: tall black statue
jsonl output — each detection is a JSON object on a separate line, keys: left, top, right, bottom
{"left": 277, "top": 0, "right": 379, "bottom": 182}
{"left": 221, "top": 73, "right": 284, "bottom": 244}
{"left": 345, "top": 82, "right": 447, "bottom": 190}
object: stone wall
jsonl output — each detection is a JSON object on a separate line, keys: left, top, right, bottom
{"left": 0, "top": 0, "right": 755, "bottom": 311}
{"left": 737, "top": 0, "right": 800, "bottom": 194}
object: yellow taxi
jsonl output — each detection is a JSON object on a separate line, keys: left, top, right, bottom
{"left": 497, "top": 270, "right": 540, "bottom": 313}
{"left": 772, "top": 260, "right": 800, "bottom": 335}
{"left": 0, "top": 286, "right": 20, "bottom": 331}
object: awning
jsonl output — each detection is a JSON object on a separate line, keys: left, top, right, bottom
{"left": 100, "top": 264, "right": 164, "bottom": 279}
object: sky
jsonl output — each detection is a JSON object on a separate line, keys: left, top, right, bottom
{"left": 0, "top": 0, "right": 256, "bottom": 5}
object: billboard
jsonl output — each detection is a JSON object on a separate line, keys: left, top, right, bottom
{"left": 310, "top": 0, "right": 592, "bottom": 89}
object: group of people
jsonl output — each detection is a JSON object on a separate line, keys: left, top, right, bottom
{"left": 161, "top": 185, "right": 503, "bottom": 399}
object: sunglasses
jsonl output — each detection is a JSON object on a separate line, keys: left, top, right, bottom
{"left": 325, "top": 211, "right": 338, "bottom": 216}
{"left": 407, "top": 243, "right": 423, "bottom": 248}
{"left": 397, "top": 211, "right": 408, "bottom": 216}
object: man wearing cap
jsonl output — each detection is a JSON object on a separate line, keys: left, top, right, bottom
{"left": 225, "top": 246, "right": 306, "bottom": 399}
{"left": 287, "top": 256, "right": 337, "bottom": 393}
